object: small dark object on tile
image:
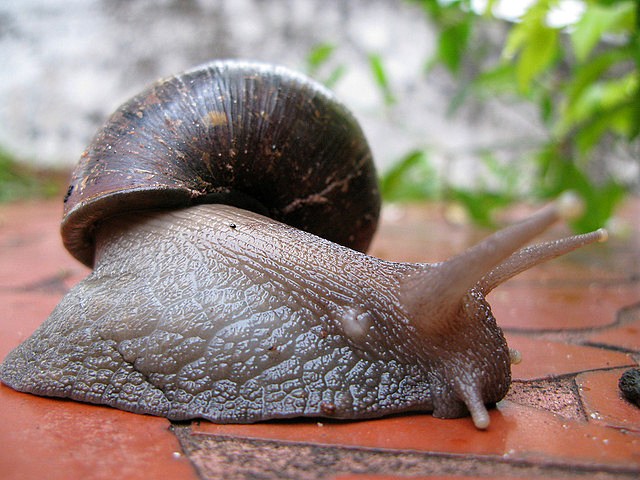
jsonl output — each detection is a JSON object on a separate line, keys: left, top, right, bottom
{"left": 618, "top": 368, "right": 640, "bottom": 407}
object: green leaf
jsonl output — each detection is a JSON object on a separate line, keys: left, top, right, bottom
{"left": 571, "top": 2, "right": 636, "bottom": 62}
{"left": 516, "top": 25, "right": 559, "bottom": 93}
{"left": 559, "top": 71, "right": 638, "bottom": 137}
{"left": 573, "top": 179, "right": 626, "bottom": 233}
{"left": 631, "top": 73, "right": 640, "bottom": 139}
{"left": 368, "top": 53, "right": 396, "bottom": 106}
{"left": 564, "top": 48, "right": 629, "bottom": 113}
{"left": 0, "top": 149, "right": 62, "bottom": 202}
{"left": 500, "top": 1, "right": 561, "bottom": 93}
{"left": 503, "top": 0, "right": 553, "bottom": 58}
{"left": 380, "top": 150, "right": 439, "bottom": 202}
{"left": 436, "top": 15, "right": 472, "bottom": 74}
{"left": 323, "top": 65, "right": 346, "bottom": 89}
{"left": 503, "top": 22, "right": 529, "bottom": 61}
{"left": 407, "top": 0, "right": 444, "bottom": 20}
{"left": 471, "top": 63, "right": 519, "bottom": 96}
{"left": 305, "top": 43, "right": 347, "bottom": 88}
{"left": 447, "top": 189, "right": 513, "bottom": 227}
{"left": 539, "top": 90, "right": 554, "bottom": 124}
{"left": 533, "top": 146, "right": 625, "bottom": 232}
{"left": 306, "top": 43, "right": 336, "bottom": 75}
{"left": 482, "top": 0, "right": 498, "bottom": 17}
{"left": 574, "top": 104, "right": 632, "bottom": 154}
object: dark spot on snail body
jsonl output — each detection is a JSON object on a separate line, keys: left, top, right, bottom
{"left": 320, "top": 402, "right": 337, "bottom": 416}
{"left": 0, "top": 61, "right": 608, "bottom": 430}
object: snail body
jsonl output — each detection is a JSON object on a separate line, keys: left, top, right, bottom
{"left": 0, "top": 61, "right": 606, "bottom": 429}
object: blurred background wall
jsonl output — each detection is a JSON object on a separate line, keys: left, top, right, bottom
{"left": 0, "top": 0, "right": 541, "bottom": 184}
{"left": 2, "top": 0, "right": 637, "bottom": 233}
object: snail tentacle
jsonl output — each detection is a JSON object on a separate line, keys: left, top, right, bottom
{"left": 397, "top": 192, "right": 593, "bottom": 336}
{"left": 479, "top": 228, "right": 608, "bottom": 295}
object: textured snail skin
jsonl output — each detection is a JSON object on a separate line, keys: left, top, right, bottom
{"left": 0, "top": 62, "right": 608, "bottom": 429}
{"left": 0, "top": 201, "right": 606, "bottom": 429}
{"left": 0, "top": 205, "right": 509, "bottom": 424}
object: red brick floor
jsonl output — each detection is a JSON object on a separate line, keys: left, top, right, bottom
{"left": 1, "top": 198, "right": 638, "bottom": 480}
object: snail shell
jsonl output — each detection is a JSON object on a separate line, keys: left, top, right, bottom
{"left": 0, "top": 61, "right": 607, "bottom": 429}
{"left": 62, "top": 61, "right": 380, "bottom": 267}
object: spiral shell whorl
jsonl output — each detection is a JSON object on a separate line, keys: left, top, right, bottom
{"left": 62, "top": 60, "right": 380, "bottom": 267}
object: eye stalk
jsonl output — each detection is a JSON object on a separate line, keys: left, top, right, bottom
{"left": 399, "top": 191, "right": 607, "bottom": 339}
{"left": 394, "top": 192, "right": 607, "bottom": 429}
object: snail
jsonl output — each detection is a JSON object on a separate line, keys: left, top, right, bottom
{"left": 0, "top": 60, "right": 608, "bottom": 430}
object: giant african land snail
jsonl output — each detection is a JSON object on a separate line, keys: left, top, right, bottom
{"left": 0, "top": 61, "right": 607, "bottom": 429}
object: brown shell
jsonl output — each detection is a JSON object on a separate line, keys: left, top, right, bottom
{"left": 62, "top": 61, "right": 380, "bottom": 267}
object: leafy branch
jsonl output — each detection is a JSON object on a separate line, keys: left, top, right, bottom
{"left": 397, "top": 0, "right": 639, "bottom": 230}
{"left": 307, "top": 1, "right": 638, "bottom": 231}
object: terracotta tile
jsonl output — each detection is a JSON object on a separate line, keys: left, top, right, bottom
{"left": 585, "top": 303, "right": 640, "bottom": 353}
{"left": 370, "top": 203, "right": 635, "bottom": 283}
{"left": 505, "top": 378, "right": 583, "bottom": 420}
{"left": 2, "top": 198, "right": 639, "bottom": 479}
{"left": 0, "top": 202, "right": 196, "bottom": 480}
{"left": 0, "top": 199, "right": 62, "bottom": 231}
{"left": 370, "top": 204, "right": 477, "bottom": 264}
{"left": 177, "top": 426, "right": 563, "bottom": 480}
{"left": 0, "top": 291, "right": 61, "bottom": 358}
{"left": 192, "top": 400, "right": 639, "bottom": 469}
{"left": 332, "top": 476, "right": 528, "bottom": 480}
{"left": 506, "top": 334, "right": 634, "bottom": 381}
{"left": 0, "top": 386, "right": 197, "bottom": 480}
{"left": 577, "top": 368, "right": 640, "bottom": 433}
{"left": 332, "top": 476, "right": 572, "bottom": 480}
{"left": 490, "top": 283, "right": 639, "bottom": 331}
{"left": 0, "top": 201, "right": 89, "bottom": 288}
